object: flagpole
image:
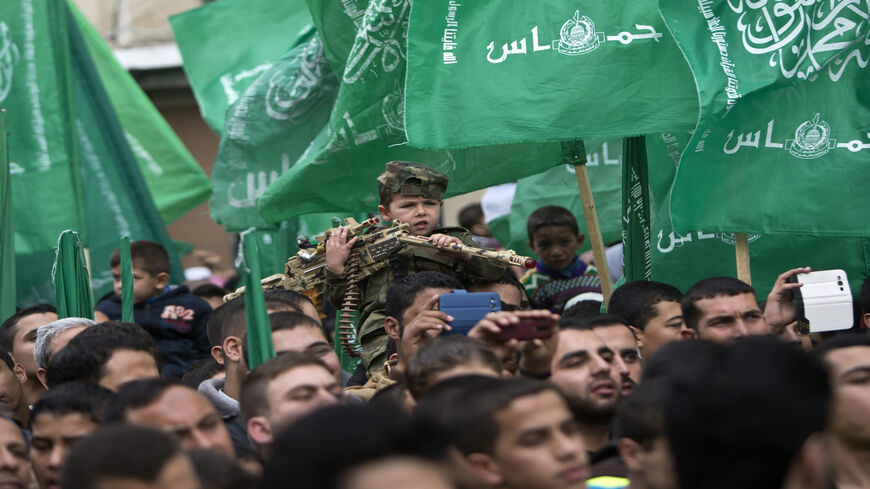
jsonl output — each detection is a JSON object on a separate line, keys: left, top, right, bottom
{"left": 563, "top": 141, "right": 613, "bottom": 304}
{"left": 735, "top": 233, "right": 751, "bottom": 285}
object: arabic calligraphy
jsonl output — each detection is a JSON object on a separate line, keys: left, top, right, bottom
{"left": 266, "top": 37, "right": 337, "bottom": 123}
{"left": 0, "top": 22, "right": 19, "bottom": 104}
{"left": 721, "top": 114, "right": 869, "bottom": 158}
{"left": 485, "top": 10, "right": 662, "bottom": 64}
{"left": 727, "top": 0, "right": 870, "bottom": 81}
{"left": 657, "top": 229, "right": 759, "bottom": 254}
{"left": 343, "top": 0, "right": 410, "bottom": 83}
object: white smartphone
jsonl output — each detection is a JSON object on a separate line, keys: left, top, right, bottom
{"left": 788, "top": 269, "right": 853, "bottom": 333}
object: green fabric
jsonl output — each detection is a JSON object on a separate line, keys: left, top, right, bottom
{"left": 258, "top": 0, "right": 565, "bottom": 221}
{"left": 659, "top": 0, "right": 870, "bottom": 236}
{"left": 645, "top": 132, "right": 870, "bottom": 296}
{"left": 498, "top": 139, "right": 623, "bottom": 259}
{"left": 170, "top": 0, "right": 313, "bottom": 133}
{"left": 120, "top": 236, "right": 133, "bottom": 323}
{"left": 0, "top": 110, "right": 14, "bottom": 321}
{"left": 404, "top": 1, "right": 698, "bottom": 149}
{"left": 242, "top": 233, "right": 275, "bottom": 370}
{"left": 621, "top": 136, "right": 651, "bottom": 281}
{"left": 71, "top": 3, "right": 210, "bottom": 225}
{"left": 53, "top": 230, "right": 93, "bottom": 319}
{"left": 210, "top": 32, "right": 338, "bottom": 232}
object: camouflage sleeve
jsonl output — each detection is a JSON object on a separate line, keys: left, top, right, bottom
{"left": 445, "top": 228, "right": 506, "bottom": 281}
{"left": 324, "top": 267, "right": 348, "bottom": 309}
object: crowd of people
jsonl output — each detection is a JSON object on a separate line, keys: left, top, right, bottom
{"left": 2, "top": 160, "right": 869, "bottom": 489}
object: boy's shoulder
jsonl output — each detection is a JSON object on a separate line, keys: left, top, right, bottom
{"left": 152, "top": 285, "right": 211, "bottom": 309}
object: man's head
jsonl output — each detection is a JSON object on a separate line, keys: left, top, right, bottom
{"left": 34, "top": 317, "right": 96, "bottom": 388}
{"left": 0, "top": 415, "right": 30, "bottom": 488}
{"left": 608, "top": 281, "right": 693, "bottom": 359}
{"left": 261, "top": 404, "right": 450, "bottom": 489}
{"left": 451, "top": 378, "right": 587, "bottom": 489}
{"left": 61, "top": 425, "right": 200, "bottom": 489}
{"left": 815, "top": 332, "right": 870, "bottom": 449}
{"left": 384, "top": 272, "right": 464, "bottom": 354}
{"left": 45, "top": 322, "right": 161, "bottom": 391}
{"left": 110, "top": 240, "right": 171, "bottom": 304}
{"left": 459, "top": 203, "right": 490, "bottom": 237}
{"left": 191, "top": 284, "right": 230, "bottom": 311}
{"left": 104, "top": 378, "right": 233, "bottom": 457}
{"left": 666, "top": 337, "right": 830, "bottom": 489}
{"left": 681, "top": 277, "right": 765, "bottom": 345}
{"left": 377, "top": 161, "right": 448, "bottom": 236}
{"left": 0, "top": 304, "right": 57, "bottom": 383}
{"left": 468, "top": 270, "right": 530, "bottom": 311}
{"left": 551, "top": 316, "right": 622, "bottom": 425}
{"left": 526, "top": 206, "right": 583, "bottom": 271}
{"left": 30, "top": 382, "right": 112, "bottom": 489}
{"left": 405, "top": 336, "right": 502, "bottom": 399}
{"left": 587, "top": 315, "right": 642, "bottom": 396}
{"left": 262, "top": 289, "right": 322, "bottom": 321}
{"left": 616, "top": 379, "right": 676, "bottom": 489}
{"left": 240, "top": 352, "right": 345, "bottom": 450}
{"left": 264, "top": 311, "right": 340, "bottom": 383}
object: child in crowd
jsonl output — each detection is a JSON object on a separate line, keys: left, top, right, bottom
{"left": 94, "top": 240, "right": 211, "bottom": 379}
{"left": 458, "top": 203, "right": 499, "bottom": 249}
{"left": 325, "top": 161, "right": 505, "bottom": 375}
{"left": 522, "top": 205, "right": 601, "bottom": 312}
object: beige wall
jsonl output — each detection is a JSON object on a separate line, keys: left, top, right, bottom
{"left": 72, "top": 0, "right": 200, "bottom": 47}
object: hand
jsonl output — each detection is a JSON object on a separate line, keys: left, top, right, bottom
{"left": 469, "top": 310, "right": 560, "bottom": 376}
{"left": 764, "top": 266, "right": 811, "bottom": 335}
{"left": 400, "top": 294, "right": 453, "bottom": 364}
{"left": 429, "top": 233, "right": 463, "bottom": 249}
{"left": 325, "top": 226, "right": 359, "bottom": 275}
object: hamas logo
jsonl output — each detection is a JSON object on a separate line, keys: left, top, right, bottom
{"left": 0, "top": 22, "right": 19, "bottom": 104}
{"left": 717, "top": 233, "right": 760, "bottom": 246}
{"left": 552, "top": 11, "right": 603, "bottom": 55}
{"left": 786, "top": 114, "right": 836, "bottom": 159}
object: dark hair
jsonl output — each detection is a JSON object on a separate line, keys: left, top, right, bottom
{"left": 415, "top": 375, "right": 505, "bottom": 429}
{"left": 616, "top": 378, "right": 667, "bottom": 449}
{"left": 813, "top": 330, "right": 870, "bottom": 359}
{"left": 458, "top": 203, "right": 484, "bottom": 231}
{"left": 187, "top": 449, "right": 258, "bottom": 489}
{"left": 192, "top": 283, "right": 229, "bottom": 300}
{"left": 269, "top": 311, "right": 330, "bottom": 344}
{"left": 608, "top": 281, "right": 683, "bottom": 331}
{"left": 263, "top": 289, "right": 318, "bottom": 316}
{"left": 61, "top": 425, "right": 182, "bottom": 489}
{"left": 642, "top": 339, "right": 724, "bottom": 383}
{"left": 384, "top": 272, "right": 463, "bottom": 327}
{"left": 559, "top": 313, "right": 629, "bottom": 331}
{"left": 527, "top": 205, "right": 579, "bottom": 243}
{"left": 31, "top": 381, "right": 113, "bottom": 424}
{"left": 562, "top": 300, "right": 604, "bottom": 318}
{"left": 261, "top": 405, "right": 447, "bottom": 489}
{"left": 0, "top": 304, "right": 56, "bottom": 351}
{"left": 665, "top": 337, "right": 830, "bottom": 489}
{"left": 859, "top": 276, "right": 870, "bottom": 316}
{"left": 681, "top": 277, "right": 756, "bottom": 330}
{"left": 468, "top": 269, "right": 530, "bottom": 310}
{"left": 181, "top": 358, "right": 224, "bottom": 389}
{"left": 405, "top": 336, "right": 502, "bottom": 399}
{"left": 103, "top": 378, "right": 186, "bottom": 423}
{"left": 109, "top": 240, "right": 170, "bottom": 276}
{"left": 0, "top": 345, "right": 15, "bottom": 372}
{"left": 239, "top": 352, "right": 331, "bottom": 422}
{"left": 368, "top": 381, "right": 409, "bottom": 411}
{"left": 207, "top": 294, "right": 306, "bottom": 348}
{"left": 449, "top": 378, "right": 564, "bottom": 455}
{"left": 45, "top": 322, "right": 161, "bottom": 389}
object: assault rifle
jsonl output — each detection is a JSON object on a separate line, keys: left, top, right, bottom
{"left": 225, "top": 217, "right": 536, "bottom": 356}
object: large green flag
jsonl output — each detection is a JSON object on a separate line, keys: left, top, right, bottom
{"left": 659, "top": 0, "right": 870, "bottom": 236}
{"left": 0, "top": 110, "right": 14, "bottom": 320}
{"left": 170, "top": 0, "right": 313, "bottom": 133}
{"left": 210, "top": 32, "right": 339, "bottom": 232}
{"left": 72, "top": 4, "right": 210, "bottom": 225}
{"left": 258, "top": 0, "right": 565, "bottom": 221}
{"left": 403, "top": 0, "right": 698, "bottom": 149}
{"left": 643, "top": 131, "right": 870, "bottom": 295}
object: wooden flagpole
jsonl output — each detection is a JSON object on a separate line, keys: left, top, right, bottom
{"left": 734, "top": 233, "right": 751, "bottom": 285}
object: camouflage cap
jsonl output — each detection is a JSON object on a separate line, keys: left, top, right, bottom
{"left": 377, "top": 161, "right": 448, "bottom": 200}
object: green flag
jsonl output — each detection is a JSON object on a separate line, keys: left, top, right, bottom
{"left": 242, "top": 232, "right": 275, "bottom": 370}
{"left": 119, "top": 236, "right": 133, "bottom": 323}
{"left": 170, "top": 0, "right": 313, "bottom": 133}
{"left": 71, "top": 3, "right": 210, "bottom": 225}
{"left": 621, "top": 136, "right": 651, "bottom": 281}
{"left": 644, "top": 132, "right": 870, "bottom": 295}
{"left": 53, "top": 230, "right": 93, "bottom": 319}
{"left": 659, "top": 0, "right": 870, "bottom": 236}
{"left": 0, "top": 110, "right": 14, "bottom": 320}
{"left": 403, "top": 0, "right": 698, "bottom": 149}
{"left": 210, "top": 32, "right": 339, "bottom": 232}
{"left": 258, "top": 0, "right": 565, "bottom": 221}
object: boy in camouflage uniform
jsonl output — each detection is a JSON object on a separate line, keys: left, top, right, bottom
{"left": 325, "top": 161, "right": 505, "bottom": 375}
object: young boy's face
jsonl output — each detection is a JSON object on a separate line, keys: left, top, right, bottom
{"left": 528, "top": 225, "right": 583, "bottom": 270}
{"left": 378, "top": 194, "right": 441, "bottom": 236}
{"left": 112, "top": 266, "right": 168, "bottom": 304}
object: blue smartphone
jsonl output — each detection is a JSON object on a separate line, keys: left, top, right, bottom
{"left": 439, "top": 290, "right": 501, "bottom": 336}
